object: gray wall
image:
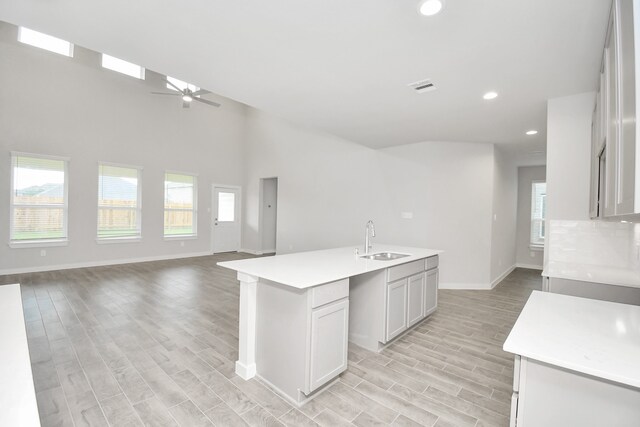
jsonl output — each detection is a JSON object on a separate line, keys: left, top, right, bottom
{"left": 0, "top": 22, "right": 247, "bottom": 273}
{"left": 516, "top": 166, "right": 546, "bottom": 269}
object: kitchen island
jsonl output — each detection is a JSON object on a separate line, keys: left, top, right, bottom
{"left": 218, "top": 244, "right": 442, "bottom": 405}
{"left": 504, "top": 291, "right": 640, "bottom": 426}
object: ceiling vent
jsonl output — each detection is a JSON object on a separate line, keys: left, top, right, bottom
{"left": 408, "top": 79, "right": 436, "bottom": 94}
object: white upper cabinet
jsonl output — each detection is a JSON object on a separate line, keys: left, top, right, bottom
{"left": 591, "top": 0, "right": 640, "bottom": 219}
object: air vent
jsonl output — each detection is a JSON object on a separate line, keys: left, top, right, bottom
{"left": 408, "top": 79, "right": 436, "bottom": 94}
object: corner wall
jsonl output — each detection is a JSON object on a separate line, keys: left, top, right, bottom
{"left": 242, "top": 108, "right": 498, "bottom": 288}
{"left": 0, "top": 23, "right": 247, "bottom": 274}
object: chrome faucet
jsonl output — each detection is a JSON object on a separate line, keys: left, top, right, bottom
{"left": 364, "top": 220, "right": 376, "bottom": 254}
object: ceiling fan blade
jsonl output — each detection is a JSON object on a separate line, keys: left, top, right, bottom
{"left": 151, "top": 91, "right": 181, "bottom": 96}
{"left": 183, "top": 100, "right": 191, "bottom": 108}
{"left": 191, "top": 89, "right": 211, "bottom": 97}
{"left": 165, "top": 79, "right": 183, "bottom": 93}
{"left": 193, "top": 97, "right": 221, "bottom": 107}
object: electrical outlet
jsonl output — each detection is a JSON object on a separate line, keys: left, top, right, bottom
{"left": 530, "top": 251, "right": 536, "bottom": 258}
{"left": 180, "top": 241, "right": 185, "bottom": 247}
{"left": 401, "top": 212, "right": 413, "bottom": 219}
{"left": 40, "top": 250, "right": 46, "bottom": 257}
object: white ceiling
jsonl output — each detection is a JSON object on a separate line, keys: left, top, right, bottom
{"left": 0, "top": 0, "right": 610, "bottom": 153}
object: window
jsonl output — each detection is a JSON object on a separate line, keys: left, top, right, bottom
{"left": 18, "top": 27, "right": 73, "bottom": 57}
{"left": 101, "top": 54, "right": 145, "bottom": 79}
{"left": 530, "top": 181, "right": 547, "bottom": 247}
{"left": 166, "top": 76, "right": 199, "bottom": 93}
{"left": 217, "top": 192, "right": 236, "bottom": 222}
{"left": 164, "top": 173, "right": 197, "bottom": 237}
{"left": 10, "top": 153, "right": 68, "bottom": 245}
{"left": 97, "top": 163, "right": 142, "bottom": 240}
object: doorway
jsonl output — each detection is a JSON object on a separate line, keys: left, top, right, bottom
{"left": 212, "top": 184, "right": 241, "bottom": 253}
{"left": 260, "top": 178, "right": 278, "bottom": 254}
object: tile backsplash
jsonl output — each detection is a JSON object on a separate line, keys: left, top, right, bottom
{"left": 547, "top": 220, "right": 640, "bottom": 269}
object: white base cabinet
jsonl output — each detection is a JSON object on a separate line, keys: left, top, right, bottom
{"left": 543, "top": 276, "right": 640, "bottom": 305}
{"left": 349, "top": 256, "right": 439, "bottom": 352}
{"left": 255, "top": 278, "right": 349, "bottom": 405}
{"left": 510, "top": 356, "right": 640, "bottom": 427}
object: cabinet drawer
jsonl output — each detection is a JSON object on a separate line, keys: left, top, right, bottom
{"left": 311, "top": 279, "right": 349, "bottom": 308}
{"left": 387, "top": 260, "right": 424, "bottom": 283}
{"left": 425, "top": 255, "right": 439, "bottom": 271}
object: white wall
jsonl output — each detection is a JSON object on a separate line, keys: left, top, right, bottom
{"left": 516, "top": 166, "right": 546, "bottom": 269}
{"left": 0, "top": 23, "right": 247, "bottom": 274}
{"left": 489, "top": 147, "right": 518, "bottom": 285}
{"left": 242, "top": 108, "right": 499, "bottom": 288}
{"left": 545, "top": 92, "right": 595, "bottom": 262}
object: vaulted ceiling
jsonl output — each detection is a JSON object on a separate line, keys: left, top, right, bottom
{"left": 0, "top": 0, "right": 610, "bottom": 154}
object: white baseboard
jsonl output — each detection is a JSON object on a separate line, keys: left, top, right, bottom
{"left": 439, "top": 282, "right": 492, "bottom": 290}
{"left": 239, "top": 248, "right": 276, "bottom": 256}
{"left": 0, "top": 251, "right": 213, "bottom": 276}
{"left": 515, "top": 263, "right": 543, "bottom": 270}
{"left": 491, "top": 265, "right": 516, "bottom": 289}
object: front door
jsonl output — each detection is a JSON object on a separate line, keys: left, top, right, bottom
{"left": 212, "top": 185, "right": 241, "bottom": 253}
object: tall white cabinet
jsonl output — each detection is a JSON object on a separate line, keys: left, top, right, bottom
{"left": 590, "top": 0, "right": 640, "bottom": 219}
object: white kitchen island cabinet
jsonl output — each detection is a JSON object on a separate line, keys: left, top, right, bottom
{"left": 218, "top": 244, "right": 442, "bottom": 405}
{"left": 504, "top": 291, "right": 640, "bottom": 427}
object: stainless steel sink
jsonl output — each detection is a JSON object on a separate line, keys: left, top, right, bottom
{"left": 360, "top": 252, "right": 410, "bottom": 261}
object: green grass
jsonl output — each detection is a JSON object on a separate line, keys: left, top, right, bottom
{"left": 13, "top": 230, "right": 64, "bottom": 240}
{"left": 164, "top": 226, "right": 194, "bottom": 236}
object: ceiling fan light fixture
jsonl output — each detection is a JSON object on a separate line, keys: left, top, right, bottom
{"left": 418, "top": 0, "right": 444, "bottom": 16}
{"left": 182, "top": 94, "right": 193, "bottom": 102}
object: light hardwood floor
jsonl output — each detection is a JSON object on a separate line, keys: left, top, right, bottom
{"left": 1, "top": 255, "right": 541, "bottom": 427}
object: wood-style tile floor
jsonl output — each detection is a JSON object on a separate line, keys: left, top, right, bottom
{"left": 1, "top": 254, "right": 541, "bottom": 427}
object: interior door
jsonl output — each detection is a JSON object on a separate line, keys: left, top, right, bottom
{"left": 212, "top": 185, "right": 241, "bottom": 253}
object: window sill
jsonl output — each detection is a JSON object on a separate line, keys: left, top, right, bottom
{"left": 96, "top": 237, "right": 141, "bottom": 244}
{"left": 8, "top": 239, "right": 69, "bottom": 249}
{"left": 529, "top": 245, "right": 544, "bottom": 251}
{"left": 163, "top": 235, "right": 198, "bottom": 241}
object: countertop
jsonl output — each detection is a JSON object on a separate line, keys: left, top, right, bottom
{"left": 543, "top": 261, "right": 640, "bottom": 289}
{"left": 0, "top": 284, "right": 40, "bottom": 426}
{"left": 503, "top": 290, "right": 640, "bottom": 388}
{"left": 218, "top": 244, "right": 442, "bottom": 289}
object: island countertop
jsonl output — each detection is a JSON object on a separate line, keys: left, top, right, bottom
{"left": 218, "top": 244, "right": 442, "bottom": 289}
{"left": 503, "top": 290, "right": 640, "bottom": 389}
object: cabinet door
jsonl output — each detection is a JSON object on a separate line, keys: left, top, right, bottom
{"left": 308, "top": 299, "right": 349, "bottom": 392}
{"left": 616, "top": 0, "right": 637, "bottom": 214}
{"left": 385, "top": 279, "right": 407, "bottom": 342}
{"left": 425, "top": 269, "right": 438, "bottom": 317}
{"left": 407, "top": 273, "right": 425, "bottom": 327}
{"left": 605, "top": 7, "right": 619, "bottom": 217}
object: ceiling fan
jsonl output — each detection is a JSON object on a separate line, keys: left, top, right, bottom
{"left": 151, "top": 79, "right": 221, "bottom": 108}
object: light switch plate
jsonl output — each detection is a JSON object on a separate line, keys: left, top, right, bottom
{"left": 401, "top": 212, "right": 413, "bottom": 219}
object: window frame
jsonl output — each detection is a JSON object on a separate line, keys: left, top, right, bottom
{"left": 96, "top": 161, "right": 143, "bottom": 243}
{"left": 9, "top": 152, "right": 70, "bottom": 248}
{"left": 17, "top": 26, "right": 74, "bottom": 57}
{"left": 163, "top": 171, "right": 198, "bottom": 239}
{"left": 100, "top": 54, "right": 146, "bottom": 80}
{"left": 530, "top": 180, "right": 546, "bottom": 250}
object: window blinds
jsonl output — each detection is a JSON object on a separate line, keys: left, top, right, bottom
{"left": 98, "top": 164, "right": 141, "bottom": 239}
{"left": 11, "top": 154, "right": 67, "bottom": 242}
{"left": 164, "top": 173, "right": 196, "bottom": 236}
{"left": 530, "top": 182, "right": 547, "bottom": 246}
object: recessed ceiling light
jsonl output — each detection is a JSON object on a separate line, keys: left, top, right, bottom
{"left": 483, "top": 91, "right": 498, "bottom": 100}
{"left": 418, "top": 0, "right": 444, "bottom": 16}
{"left": 526, "top": 130, "right": 538, "bottom": 135}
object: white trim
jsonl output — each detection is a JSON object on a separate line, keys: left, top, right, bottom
{"left": 529, "top": 245, "right": 544, "bottom": 251}
{"left": 438, "top": 282, "right": 492, "bottom": 290}
{"left": 10, "top": 151, "right": 70, "bottom": 162}
{"left": 491, "top": 265, "right": 516, "bottom": 289}
{"left": 95, "top": 237, "right": 141, "bottom": 244}
{"left": 0, "top": 250, "right": 213, "bottom": 276}
{"left": 9, "top": 239, "right": 68, "bottom": 249}
{"left": 239, "top": 248, "right": 263, "bottom": 255}
{"left": 163, "top": 235, "right": 198, "bottom": 241}
{"left": 516, "top": 263, "right": 544, "bottom": 271}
